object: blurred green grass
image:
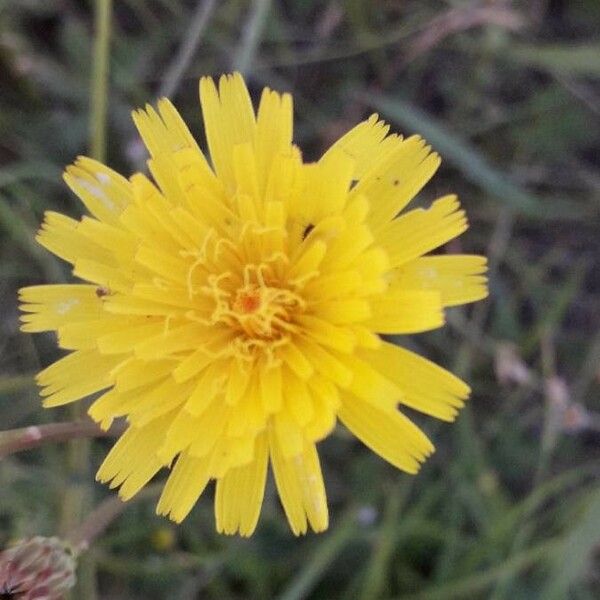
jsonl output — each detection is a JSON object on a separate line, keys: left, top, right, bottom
{"left": 1, "top": 1, "right": 600, "bottom": 598}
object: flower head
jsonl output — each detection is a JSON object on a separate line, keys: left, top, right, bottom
{"left": 20, "top": 73, "right": 487, "bottom": 536}
{"left": 0, "top": 536, "right": 76, "bottom": 599}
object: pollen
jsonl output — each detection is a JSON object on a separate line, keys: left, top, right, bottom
{"left": 236, "top": 288, "right": 261, "bottom": 314}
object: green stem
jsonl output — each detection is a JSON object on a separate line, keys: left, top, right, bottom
{"left": 89, "top": 0, "right": 112, "bottom": 162}
{"left": 63, "top": 3, "right": 112, "bottom": 597}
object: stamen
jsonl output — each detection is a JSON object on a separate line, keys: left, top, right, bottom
{"left": 177, "top": 218, "right": 308, "bottom": 366}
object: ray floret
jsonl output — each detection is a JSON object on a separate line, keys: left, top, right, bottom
{"left": 20, "top": 72, "right": 488, "bottom": 536}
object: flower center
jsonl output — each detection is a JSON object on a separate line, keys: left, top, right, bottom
{"left": 188, "top": 226, "right": 314, "bottom": 363}
{"left": 235, "top": 288, "right": 261, "bottom": 314}
{"left": 229, "top": 283, "right": 302, "bottom": 340}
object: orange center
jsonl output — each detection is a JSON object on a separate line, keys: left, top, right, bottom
{"left": 236, "top": 289, "right": 261, "bottom": 314}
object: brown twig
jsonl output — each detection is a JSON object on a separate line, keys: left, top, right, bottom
{"left": 0, "top": 420, "right": 124, "bottom": 460}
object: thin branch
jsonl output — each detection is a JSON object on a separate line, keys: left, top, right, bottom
{"left": 0, "top": 420, "right": 123, "bottom": 460}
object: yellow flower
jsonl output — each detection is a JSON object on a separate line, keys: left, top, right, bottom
{"left": 20, "top": 73, "right": 487, "bottom": 536}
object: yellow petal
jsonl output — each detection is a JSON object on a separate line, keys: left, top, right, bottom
{"left": 367, "top": 290, "right": 444, "bottom": 334}
{"left": 312, "top": 299, "right": 371, "bottom": 324}
{"left": 183, "top": 362, "right": 227, "bottom": 416}
{"left": 19, "top": 284, "right": 103, "bottom": 333}
{"left": 173, "top": 331, "right": 234, "bottom": 382}
{"left": 156, "top": 451, "right": 212, "bottom": 523}
{"left": 73, "top": 258, "right": 133, "bottom": 293}
{"left": 279, "top": 342, "right": 314, "bottom": 380}
{"left": 64, "top": 157, "right": 132, "bottom": 224}
{"left": 274, "top": 408, "right": 304, "bottom": 459}
{"left": 295, "top": 338, "right": 353, "bottom": 388}
{"left": 133, "top": 323, "right": 208, "bottom": 360}
{"left": 170, "top": 149, "right": 231, "bottom": 229}
{"left": 96, "top": 411, "right": 176, "bottom": 500}
{"left": 187, "top": 401, "right": 229, "bottom": 456}
{"left": 121, "top": 175, "right": 185, "bottom": 252}
{"left": 305, "top": 375, "right": 339, "bottom": 441}
{"left": 199, "top": 73, "right": 256, "bottom": 190}
{"left": 225, "top": 359, "right": 251, "bottom": 405}
{"left": 295, "top": 315, "right": 356, "bottom": 353}
{"left": 158, "top": 409, "right": 204, "bottom": 464}
{"left": 233, "top": 143, "right": 261, "bottom": 216}
{"left": 377, "top": 195, "right": 468, "bottom": 267}
{"left": 335, "top": 353, "right": 399, "bottom": 409}
{"left": 255, "top": 88, "right": 293, "bottom": 193}
{"left": 126, "top": 377, "right": 194, "bottom": 427}
{"left": 288, "top": 240, "right": 327, "bottom": 282}
{"left": 215, "top": 432, "right": 269, "bottom": 536}
{"left": 339, "top": 395, "right": 434, "bottom": 474}
{"left": 392, "top": 255, "right": 488, "bottom": 307}
{"left": 36, "top": 211, "right": 113, "bottom": 267}
{"left": 97, "top": 319, "right": 165, "bottom": 354}
{"left": 283, "top": 368, "right": 314, "bottom": 427}
{"left": 269, "top": 428, "right": 328, "bottom": 535}
{"left": 57, "top": 315, "right": 142, "bottom": 351}
{"left": 309, "top": 149, "right": 355, "bottom": 219}
{"left": 320, "top": 113, "right": 392, "bottom": 179}
{"left": 354, "top": 135, "right": 441, "bottom": 232}
{"left": 358, "top": 342, "right": 470, "bottom": 421}
{"left": 319, "top": 224, "right": 373, "bottom": 272}
{"left": 260, "top": 364, "right": 282, "bottom": 413}
{"left": 76, "top": 216, "right": 137, "bottom": 260}
{"left": 37, "top": 350, "right": 123, "bottom": 407}
{"left": 303, "top": 271, "right": 362, "bottom": 301}
{"left": 132, "top": 98, "right": 205, "bottom": 161}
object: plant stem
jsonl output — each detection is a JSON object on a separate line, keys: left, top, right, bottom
{"left": 89, "top": 0, "right": 112, "bottom": 162}
{"left": 63, "top": 3, "right": 113, "bottom": 597}
{"left": 0, "top": 420, "right": 123, "bottom": 459}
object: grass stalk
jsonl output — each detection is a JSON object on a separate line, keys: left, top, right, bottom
{"left": 89, "top": 0, "right": 113, "bottom": 163}
{"left": 61, "top": 2, "right": 113, "bottom": 597}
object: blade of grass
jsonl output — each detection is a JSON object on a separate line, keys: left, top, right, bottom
{"left": 361, "top": 481, "right": 411, "bottom": 600}
{"left": 233, "top": 0, "right": 272, "bottom": 75}
{"left": 276, "top": 510, "right": 357, "bottom": 600}
{"left": 63, "top": 3, "right": 112, "bottom": 598}
{"left": 541, "top": 486, "right": 600, "bottom": 599}
{"left": 394, "top": 537, "right": 561, "bottom": 600}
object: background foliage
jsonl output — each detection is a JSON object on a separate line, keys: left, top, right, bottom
{"left": 1, "top": 1, "right": 599, "bottom": 598}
